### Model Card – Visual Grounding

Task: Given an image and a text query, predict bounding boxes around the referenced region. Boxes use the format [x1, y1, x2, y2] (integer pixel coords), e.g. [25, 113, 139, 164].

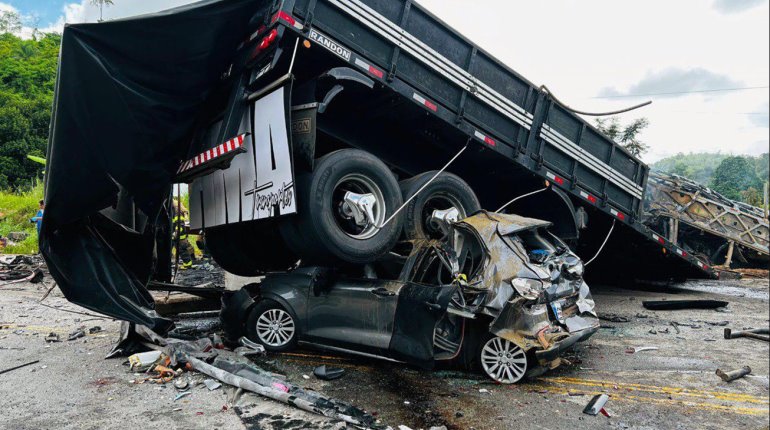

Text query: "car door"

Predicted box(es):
[304, 278, 403, 355]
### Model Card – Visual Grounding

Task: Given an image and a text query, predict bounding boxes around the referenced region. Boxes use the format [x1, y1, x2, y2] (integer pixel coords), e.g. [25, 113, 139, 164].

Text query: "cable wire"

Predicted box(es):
[540, 85, 652, 117]
[585, 220, 616, 267]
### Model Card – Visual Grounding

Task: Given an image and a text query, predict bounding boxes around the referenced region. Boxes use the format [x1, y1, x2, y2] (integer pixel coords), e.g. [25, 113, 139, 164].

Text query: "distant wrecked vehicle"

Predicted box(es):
[223, 211, 599, 384]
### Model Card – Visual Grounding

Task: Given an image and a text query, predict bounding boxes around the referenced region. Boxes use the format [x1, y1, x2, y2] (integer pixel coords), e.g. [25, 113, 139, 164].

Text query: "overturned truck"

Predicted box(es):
[645, 172, 769, 269]
[43, 0, 716, 380]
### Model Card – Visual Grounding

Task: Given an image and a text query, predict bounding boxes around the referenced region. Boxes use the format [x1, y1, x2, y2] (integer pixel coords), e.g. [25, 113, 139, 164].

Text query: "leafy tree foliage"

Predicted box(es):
[0, 32, 60, 190]
[0, 11, 22, 34]
[653, 153, 731, 185]
[710, 156, 763, 202]
[595, 117, 650, 157]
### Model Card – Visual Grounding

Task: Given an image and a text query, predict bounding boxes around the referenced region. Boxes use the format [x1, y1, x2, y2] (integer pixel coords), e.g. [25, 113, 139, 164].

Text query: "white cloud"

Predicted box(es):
[713, 0, 768, 13]
[599, 68, 744, 99]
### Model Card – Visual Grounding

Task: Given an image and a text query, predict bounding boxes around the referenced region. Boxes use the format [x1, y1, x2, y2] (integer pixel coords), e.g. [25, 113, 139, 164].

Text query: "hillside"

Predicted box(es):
[653, 152, 769, 206]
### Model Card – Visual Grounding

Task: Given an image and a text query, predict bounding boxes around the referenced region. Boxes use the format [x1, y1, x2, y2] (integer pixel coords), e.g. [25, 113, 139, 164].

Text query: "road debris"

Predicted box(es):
[314, 365, 346, 381]
[716, 366, 752, 382]
[45, 332, 60, 343]
[599, 313, 631, 323]
[67, 327, 86, 341]
[724, 328, 770, 342]
[642, 300, 729, 311]
[174, 391, 192, 402]
[203, 379, 222, 391]
[626, 346, 659, 354]
[0, 360, 40, 375]
[128, 350, 164, 371]
[583, 394, 610, 416]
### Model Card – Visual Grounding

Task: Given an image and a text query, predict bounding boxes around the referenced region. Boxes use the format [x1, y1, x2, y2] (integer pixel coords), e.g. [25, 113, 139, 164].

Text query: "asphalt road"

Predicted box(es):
[1, 275, 768, 430]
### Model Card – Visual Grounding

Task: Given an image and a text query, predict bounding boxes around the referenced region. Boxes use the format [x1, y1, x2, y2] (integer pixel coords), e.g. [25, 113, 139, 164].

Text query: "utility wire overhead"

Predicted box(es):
[595, 86, 770, 99]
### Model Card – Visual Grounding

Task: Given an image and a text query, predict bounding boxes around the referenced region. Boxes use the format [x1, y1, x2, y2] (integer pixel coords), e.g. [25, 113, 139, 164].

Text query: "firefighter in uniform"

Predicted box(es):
[172, 199, 195, 270]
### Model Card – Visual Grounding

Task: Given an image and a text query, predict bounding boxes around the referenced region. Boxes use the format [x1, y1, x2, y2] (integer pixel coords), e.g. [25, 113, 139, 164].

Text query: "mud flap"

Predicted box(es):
[388, 284, 457, 369]
[191, 85, 297, 230]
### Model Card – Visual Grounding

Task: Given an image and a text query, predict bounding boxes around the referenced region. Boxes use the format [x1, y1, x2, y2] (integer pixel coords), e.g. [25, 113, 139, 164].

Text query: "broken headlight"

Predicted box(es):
[511, 278, 546, 301]
[562, 254, 584, 280]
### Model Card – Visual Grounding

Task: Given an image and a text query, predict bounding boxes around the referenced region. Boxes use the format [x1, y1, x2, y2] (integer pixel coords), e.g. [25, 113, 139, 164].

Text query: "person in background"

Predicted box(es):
[30, 200, 44, 235]
[172, 199, 195, 270]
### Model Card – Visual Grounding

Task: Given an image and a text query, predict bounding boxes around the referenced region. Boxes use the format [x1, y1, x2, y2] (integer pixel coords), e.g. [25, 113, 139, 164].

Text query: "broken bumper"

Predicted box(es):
[535, 325, 599, 362]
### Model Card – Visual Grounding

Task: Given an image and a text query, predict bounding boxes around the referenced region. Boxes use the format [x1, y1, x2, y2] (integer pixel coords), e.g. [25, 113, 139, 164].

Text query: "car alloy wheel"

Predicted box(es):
[480, 336, 527, 384]
[255, 308, 296, 348]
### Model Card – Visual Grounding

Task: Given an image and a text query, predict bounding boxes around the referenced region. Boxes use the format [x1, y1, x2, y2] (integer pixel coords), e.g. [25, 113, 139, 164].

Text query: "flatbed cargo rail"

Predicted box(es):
[274, 0, 717, 279]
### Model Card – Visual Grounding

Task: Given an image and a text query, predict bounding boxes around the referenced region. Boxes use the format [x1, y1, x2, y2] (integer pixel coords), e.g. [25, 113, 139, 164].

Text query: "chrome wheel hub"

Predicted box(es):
[481, 337, 527, 384]
[256, 309, 295, 347]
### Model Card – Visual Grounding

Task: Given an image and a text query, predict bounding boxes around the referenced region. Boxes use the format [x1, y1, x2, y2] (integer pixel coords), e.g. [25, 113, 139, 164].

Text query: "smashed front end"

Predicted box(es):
[435, 211, 600, 372]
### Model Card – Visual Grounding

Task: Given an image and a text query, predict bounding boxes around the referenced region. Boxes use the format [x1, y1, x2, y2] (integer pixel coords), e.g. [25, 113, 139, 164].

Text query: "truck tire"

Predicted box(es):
[281, 149, 404, 265]
[400, 171, 481, 240]
[206, 222, 298, 276]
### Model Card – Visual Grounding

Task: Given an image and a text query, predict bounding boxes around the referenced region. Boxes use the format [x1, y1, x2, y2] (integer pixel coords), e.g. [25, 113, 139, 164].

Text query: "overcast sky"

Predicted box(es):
[2, 0, 768, 163]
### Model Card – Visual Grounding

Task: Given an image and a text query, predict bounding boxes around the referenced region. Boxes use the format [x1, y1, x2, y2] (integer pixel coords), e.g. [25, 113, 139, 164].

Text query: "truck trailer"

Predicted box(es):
[42, 0, 717, 334]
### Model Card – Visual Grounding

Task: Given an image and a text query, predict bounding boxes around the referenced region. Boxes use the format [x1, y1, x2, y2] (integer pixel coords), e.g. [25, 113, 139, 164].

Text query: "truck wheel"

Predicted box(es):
[281, 149, 403, 265]
[400, 171, 480, 240]
[478, 334, 528, 384]
[246, 299, 298, 353]
[206, 222, 298, 276]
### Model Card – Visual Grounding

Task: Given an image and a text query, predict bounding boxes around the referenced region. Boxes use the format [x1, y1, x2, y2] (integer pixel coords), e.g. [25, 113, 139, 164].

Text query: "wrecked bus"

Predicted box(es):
[42, 0, 713, 376]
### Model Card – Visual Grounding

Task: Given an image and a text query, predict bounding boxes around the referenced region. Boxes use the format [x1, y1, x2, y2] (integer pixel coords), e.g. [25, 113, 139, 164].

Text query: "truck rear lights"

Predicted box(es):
[272, 11, 303, 30]
[252, 29, 279, 59]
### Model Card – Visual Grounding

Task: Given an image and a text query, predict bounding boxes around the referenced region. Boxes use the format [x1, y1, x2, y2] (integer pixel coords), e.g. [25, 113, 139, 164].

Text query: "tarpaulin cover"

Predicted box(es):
[41, 0, 275, 332]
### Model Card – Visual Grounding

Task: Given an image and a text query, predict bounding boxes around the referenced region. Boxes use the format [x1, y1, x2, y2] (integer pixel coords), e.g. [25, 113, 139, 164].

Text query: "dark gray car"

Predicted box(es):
[227, 211, 600, 384]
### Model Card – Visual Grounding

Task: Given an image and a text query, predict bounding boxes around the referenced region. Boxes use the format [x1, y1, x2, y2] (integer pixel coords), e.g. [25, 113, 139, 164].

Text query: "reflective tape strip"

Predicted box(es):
[327, 0, 533, 129]
[413, 93, 437, 111]
[676, 248, 688, 257]
[474, 130, 496, 147]
[610, 208, 626, 221]
[354, 57, 384, 79]
[652, 234, 665, 244]
[545, 171, 565, 186]
[178, 134, 247, 174]
[579, 191, 597, 204]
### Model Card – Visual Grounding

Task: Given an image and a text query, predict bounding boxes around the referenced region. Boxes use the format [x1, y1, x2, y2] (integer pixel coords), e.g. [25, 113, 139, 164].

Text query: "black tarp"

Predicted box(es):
[41, 0, 275, 332]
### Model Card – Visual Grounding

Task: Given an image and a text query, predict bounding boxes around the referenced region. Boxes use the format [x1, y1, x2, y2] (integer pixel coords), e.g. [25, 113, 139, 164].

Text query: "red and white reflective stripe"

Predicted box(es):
[413, 93, 438, 112]
[354, 58, 384, 79]
[579, 191, 597, 204]
[272, 11, 303, 30]
[474, 130, 496, 147]
[610, 208, 626, 221]
[545, 171, 565, 186]
[676, 248, 688, 257]
[698, 261, 710, 270]
[652, 233, 665, 245]
[178, 134, 247, 174]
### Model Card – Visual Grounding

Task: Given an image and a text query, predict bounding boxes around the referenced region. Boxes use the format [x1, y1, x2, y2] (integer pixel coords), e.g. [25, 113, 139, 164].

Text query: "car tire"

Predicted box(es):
[245, 299, 298, 353]
[477, 333, 528, 384]
[399, 171, 480, 240]
[280, 149, 404, 265]
[205, 222, 298, 277]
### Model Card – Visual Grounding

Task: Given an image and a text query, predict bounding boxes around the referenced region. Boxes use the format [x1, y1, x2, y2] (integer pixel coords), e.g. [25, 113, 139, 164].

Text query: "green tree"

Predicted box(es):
[0, 10, 22, 34]
[90, 0, 115, 22]
[710, 156, 762, 201]
[0, 32, 61, 190]
[595, 117, 650, 157]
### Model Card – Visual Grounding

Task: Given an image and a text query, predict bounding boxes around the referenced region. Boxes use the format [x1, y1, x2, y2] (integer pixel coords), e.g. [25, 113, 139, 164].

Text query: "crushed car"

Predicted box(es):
[222, 211, 600, 384]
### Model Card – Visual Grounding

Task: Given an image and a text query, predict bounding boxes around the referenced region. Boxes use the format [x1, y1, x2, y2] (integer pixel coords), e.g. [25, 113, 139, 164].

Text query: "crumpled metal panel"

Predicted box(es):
[646, 172, 769, 256]
[452, 211, 599, 362]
